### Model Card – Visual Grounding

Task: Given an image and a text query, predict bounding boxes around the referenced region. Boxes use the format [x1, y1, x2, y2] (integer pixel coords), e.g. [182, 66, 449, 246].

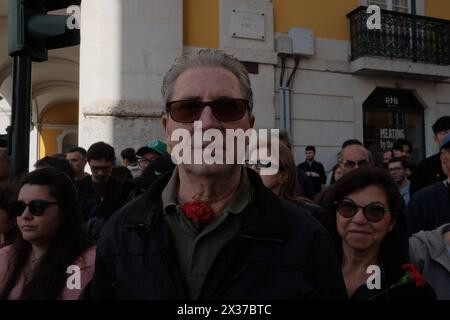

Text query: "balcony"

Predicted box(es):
[347, 6, 450, 80]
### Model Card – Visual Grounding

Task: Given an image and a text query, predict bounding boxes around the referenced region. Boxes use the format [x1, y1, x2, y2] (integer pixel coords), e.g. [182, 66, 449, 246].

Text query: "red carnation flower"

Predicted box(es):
[401, 263, 427, 288]
[369, 263, 428, 300]
[181, 201, 215, 224]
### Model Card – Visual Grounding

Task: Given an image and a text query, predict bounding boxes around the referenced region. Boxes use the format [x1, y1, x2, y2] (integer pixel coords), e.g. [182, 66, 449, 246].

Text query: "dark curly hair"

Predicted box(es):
[319, 166, 408, 286]
[0, 167, 94, 299]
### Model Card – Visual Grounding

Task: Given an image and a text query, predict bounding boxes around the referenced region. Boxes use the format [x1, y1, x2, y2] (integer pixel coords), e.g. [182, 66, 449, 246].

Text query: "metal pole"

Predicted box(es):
[284, 87, 291, 136]
[411, 0, 417, 62]
[278, 87, 287, 130]
[11, 54, 32, 180]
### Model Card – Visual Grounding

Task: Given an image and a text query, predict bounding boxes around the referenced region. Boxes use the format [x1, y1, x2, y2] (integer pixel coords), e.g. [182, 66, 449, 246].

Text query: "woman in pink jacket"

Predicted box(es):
[0, 167, 95, 299]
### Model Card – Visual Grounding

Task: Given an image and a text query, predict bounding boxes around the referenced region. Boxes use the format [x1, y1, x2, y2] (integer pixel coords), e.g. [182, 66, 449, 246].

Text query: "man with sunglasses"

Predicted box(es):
[85, 49, 347, 300]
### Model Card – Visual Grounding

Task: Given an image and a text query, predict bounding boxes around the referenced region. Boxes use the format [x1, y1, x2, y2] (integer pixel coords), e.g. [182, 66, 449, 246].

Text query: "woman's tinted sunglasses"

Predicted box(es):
[9, 200, 59, 217]
[334, 200, 389, 223]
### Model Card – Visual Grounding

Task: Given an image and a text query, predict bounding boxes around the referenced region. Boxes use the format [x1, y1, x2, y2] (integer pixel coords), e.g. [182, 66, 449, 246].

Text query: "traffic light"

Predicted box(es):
[7, 0, 82, 179]
[8, 0, 81, 62]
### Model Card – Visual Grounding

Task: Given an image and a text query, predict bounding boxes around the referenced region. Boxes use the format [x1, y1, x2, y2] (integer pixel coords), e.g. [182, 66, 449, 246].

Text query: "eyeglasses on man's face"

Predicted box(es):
[137, 156, 156, 166]
[334, 199, 389, 223]
[166, 98, 250, 123]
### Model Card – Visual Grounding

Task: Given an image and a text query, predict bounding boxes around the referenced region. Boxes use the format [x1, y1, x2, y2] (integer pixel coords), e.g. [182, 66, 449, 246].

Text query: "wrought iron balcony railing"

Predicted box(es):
[347, 6, 450, 65]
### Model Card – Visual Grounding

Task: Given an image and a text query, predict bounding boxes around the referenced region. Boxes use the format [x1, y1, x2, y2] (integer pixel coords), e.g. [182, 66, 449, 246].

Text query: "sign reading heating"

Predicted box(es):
[379, 128, 405, 150]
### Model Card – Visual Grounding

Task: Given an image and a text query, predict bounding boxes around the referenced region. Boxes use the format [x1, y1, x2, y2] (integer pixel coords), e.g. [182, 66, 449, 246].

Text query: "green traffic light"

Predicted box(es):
[8, 0, 81, 62]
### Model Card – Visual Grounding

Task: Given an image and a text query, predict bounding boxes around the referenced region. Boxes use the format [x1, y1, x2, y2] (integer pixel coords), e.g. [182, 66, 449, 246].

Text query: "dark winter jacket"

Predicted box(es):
[406, 181, 450, 236]
[297, 161, 326, 196]
[84, 168, 347, 300]
[410, 153, 446, 195]
[77, 175, 128, 221]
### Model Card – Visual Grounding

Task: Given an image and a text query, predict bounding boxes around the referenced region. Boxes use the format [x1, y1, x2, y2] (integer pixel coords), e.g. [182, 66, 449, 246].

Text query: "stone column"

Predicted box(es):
[79, 0, 183, 159]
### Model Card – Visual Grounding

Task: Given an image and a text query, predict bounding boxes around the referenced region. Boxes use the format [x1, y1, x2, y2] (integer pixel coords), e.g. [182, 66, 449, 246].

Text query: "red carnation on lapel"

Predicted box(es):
[181, 201, 215, 224]
[401, 263, 427, 288]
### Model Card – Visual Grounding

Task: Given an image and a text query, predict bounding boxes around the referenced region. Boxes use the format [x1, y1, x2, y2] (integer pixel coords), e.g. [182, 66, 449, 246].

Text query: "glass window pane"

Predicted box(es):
[368, 0, 388, 9]
[393, 0, 409, 12]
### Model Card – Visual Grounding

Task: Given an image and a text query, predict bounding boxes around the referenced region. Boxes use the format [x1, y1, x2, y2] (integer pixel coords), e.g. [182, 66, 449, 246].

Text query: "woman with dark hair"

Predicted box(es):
[319, 166, 435, 299]
[0, 167, 95, 299]
[0, 184, 19, 248]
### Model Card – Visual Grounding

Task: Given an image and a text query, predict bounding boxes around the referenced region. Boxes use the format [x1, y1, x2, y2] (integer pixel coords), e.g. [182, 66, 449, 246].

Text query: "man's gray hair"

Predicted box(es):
[161, 49, 253, 111]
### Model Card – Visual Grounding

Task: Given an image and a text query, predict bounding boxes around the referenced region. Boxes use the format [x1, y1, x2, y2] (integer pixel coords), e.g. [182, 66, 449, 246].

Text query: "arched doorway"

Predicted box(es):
[38, 102, 79, 158]
[363, 88, 425, 164]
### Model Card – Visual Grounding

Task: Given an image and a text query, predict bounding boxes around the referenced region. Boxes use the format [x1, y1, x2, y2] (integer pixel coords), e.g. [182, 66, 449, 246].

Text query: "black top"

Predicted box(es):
[410, 153, 446, 195]
[77, 175, 128, 221]
[297, 161, 326, 196]
[406, 181, 450, 236]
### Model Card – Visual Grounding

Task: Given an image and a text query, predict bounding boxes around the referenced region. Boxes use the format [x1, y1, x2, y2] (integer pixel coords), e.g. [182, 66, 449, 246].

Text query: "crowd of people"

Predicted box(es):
[0, 49, 449, 300]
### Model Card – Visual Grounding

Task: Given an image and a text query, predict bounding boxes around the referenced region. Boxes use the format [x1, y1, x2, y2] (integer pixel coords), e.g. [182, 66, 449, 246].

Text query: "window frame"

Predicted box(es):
[367, 0, 412, 13]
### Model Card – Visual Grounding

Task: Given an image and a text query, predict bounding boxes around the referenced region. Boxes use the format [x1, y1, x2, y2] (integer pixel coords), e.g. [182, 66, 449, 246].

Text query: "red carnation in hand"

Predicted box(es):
[369, 262, 428, 300]
[401, 263, 427, 288]
[181, 201, 215, 224]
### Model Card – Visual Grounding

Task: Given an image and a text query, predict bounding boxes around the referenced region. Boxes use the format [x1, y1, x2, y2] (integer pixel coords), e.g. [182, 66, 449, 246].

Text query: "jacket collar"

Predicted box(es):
[123, 167, 289, 242]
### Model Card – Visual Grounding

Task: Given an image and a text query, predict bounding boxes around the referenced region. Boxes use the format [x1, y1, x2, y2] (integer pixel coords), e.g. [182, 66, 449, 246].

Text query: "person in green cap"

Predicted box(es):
[136, 140, 168, 173]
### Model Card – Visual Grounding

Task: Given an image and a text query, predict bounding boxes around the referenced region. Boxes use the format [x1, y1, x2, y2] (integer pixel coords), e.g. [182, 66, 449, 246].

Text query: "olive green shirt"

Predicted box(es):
[161, 167, 251, 299]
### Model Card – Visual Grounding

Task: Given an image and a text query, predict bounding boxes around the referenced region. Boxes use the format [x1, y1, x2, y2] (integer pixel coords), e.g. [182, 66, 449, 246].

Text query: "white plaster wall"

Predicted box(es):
[29, 126, 38, 170]
[277, 59, 356, 170]
[250, 64, 276, 129]
[79, 0, 183, 159]
[0, 97, 9, 133]
[278, 35, 450, 170]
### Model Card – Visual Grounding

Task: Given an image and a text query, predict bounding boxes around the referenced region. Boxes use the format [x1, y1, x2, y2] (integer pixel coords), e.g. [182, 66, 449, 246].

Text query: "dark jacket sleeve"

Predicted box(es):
[409, 160, 427, 195]
[305, 228, 348, 299]
[318, 163, 327, 185]
[82, 249, 116, 299]
[410, 154, 444, 195]
[298, 170, 315, 200]
[406, 192, 426, 236]
[82, 212, 122, 299]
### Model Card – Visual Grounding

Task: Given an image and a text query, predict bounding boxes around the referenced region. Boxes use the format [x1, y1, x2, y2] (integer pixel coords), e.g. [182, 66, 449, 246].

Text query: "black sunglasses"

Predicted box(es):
[9, 200, 59, 217]
[166, 98, 250, 123]
[334, 200, 389, 223]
